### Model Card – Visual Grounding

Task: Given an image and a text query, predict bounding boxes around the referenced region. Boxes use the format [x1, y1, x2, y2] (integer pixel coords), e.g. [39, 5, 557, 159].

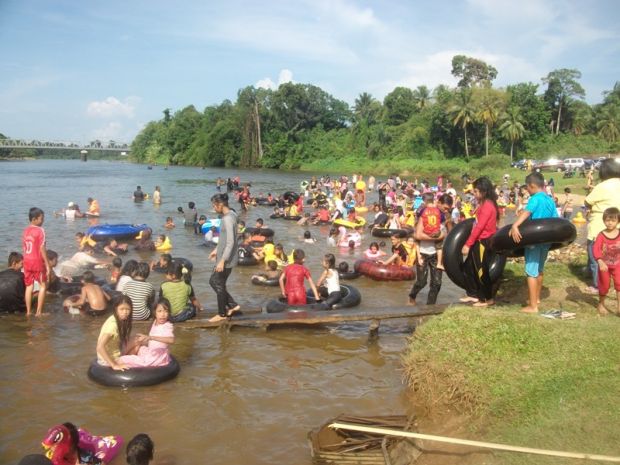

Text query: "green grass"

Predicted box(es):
[403, 262, 620, 464]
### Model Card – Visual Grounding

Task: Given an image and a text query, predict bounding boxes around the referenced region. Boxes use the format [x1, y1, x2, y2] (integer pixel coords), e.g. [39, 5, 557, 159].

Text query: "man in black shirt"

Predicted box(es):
[0, 252, 26, 313]
[133, 185, 145, 201]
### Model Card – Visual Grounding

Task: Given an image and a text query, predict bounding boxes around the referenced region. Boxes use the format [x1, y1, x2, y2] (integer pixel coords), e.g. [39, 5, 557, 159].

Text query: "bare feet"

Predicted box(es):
[583, 286, 598, 295]
[597, 304, 609, 316]
[521, 306, 538, 314]
[437, 264, 445, 271]
[473, 300, 494, 307]
[226, 305, 241, 317]
[459, 296, 479, 303]
[208, 314, 228, 323]
[407, 297, 416, 306]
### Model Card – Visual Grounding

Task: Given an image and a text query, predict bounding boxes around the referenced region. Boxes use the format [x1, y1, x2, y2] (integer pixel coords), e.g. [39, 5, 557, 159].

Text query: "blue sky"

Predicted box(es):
[1, 0, 618, 144]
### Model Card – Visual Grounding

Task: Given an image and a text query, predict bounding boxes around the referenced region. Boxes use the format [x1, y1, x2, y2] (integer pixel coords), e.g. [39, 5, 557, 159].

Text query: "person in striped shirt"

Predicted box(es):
[122, 262, 155, 320]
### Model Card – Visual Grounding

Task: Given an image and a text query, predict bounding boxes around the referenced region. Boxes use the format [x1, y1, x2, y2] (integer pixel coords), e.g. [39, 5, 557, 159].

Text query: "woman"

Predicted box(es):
[460, 176, 500, 307]
[584, 158, 620, 293]
[208, 193, 240, 322]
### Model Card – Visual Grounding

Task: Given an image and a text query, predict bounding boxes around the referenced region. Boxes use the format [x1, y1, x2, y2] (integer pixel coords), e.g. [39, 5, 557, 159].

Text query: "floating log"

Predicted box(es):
[180, 305, 446, 333]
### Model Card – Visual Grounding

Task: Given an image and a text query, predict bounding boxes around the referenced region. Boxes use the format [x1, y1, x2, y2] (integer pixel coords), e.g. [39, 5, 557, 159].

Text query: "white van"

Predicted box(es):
[563, 158, 585, 170]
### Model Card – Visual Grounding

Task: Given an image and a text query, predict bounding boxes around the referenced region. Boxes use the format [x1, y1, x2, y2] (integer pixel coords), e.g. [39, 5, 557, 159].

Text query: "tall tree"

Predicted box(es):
[499, 106, 525, 162]
[451, 55, 498, 88]
[450, 89, 476, 159]
[383, 87, 415, 125]
[474, 88, 506, 156]
[596, 105, 620, 143]
[542, 68, 585, 135]
[413, 85, 432, 110]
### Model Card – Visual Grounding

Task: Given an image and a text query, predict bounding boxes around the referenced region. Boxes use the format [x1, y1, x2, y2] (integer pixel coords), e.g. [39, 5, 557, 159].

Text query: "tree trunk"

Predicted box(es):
[556, 101, 562, 135]
[485, 123, 489, 156]
[254, 100, 263, 162]
[510, 140, 514, 163]
[464, 125, 469, 160]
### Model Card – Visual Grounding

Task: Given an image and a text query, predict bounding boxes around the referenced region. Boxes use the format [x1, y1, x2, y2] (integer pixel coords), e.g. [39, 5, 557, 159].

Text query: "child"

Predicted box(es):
[303, 230, 316, 244]
[279, 249, 320, 305]
[316, 253, 341, 308]
[364, 242, 386, 260]
[164, 216, 175, 229]
[204, 226, 219, 245]
[151, 253, 172, 273]
[0, 252, 26, 313]
[122, 262, 155, 320]
[593, 207, 620, 315]
[509, 172, 559, 313]
[75, 232, 97, 251]
[22, 207, 51, 316]
[119, 298, 174, 367]
[159, 262, 202, 322]
[183, 201, 198, 228]
[381, 235, 408, 266]
[561, 187, 574, 219]
[459, 176, 499, 307]
[110, 257, 123, 285]
[252, 260, 281, 283]
[63, 270, 110, 315]
[96, 295, 134, 370]
[418, 192, 444, 269]
[327, 228, 339, 247]
[116, 260, 138, 292]
[155, 234, 172, 251]
[126, 434, 154, 465]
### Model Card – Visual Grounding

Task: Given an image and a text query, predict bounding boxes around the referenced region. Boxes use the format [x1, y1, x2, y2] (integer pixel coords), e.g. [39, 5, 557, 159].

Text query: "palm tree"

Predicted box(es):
[354, 92, 376, 123]
[499, 106, 525, 162]
[476, 90, 503, 156]
[596, 105, 620, 143]
[450, 89, 476, 159]
[413, 85, 431, 110]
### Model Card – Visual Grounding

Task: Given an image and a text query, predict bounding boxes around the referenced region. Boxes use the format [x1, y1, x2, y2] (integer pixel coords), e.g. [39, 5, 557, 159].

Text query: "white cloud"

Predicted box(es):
[91, 121, 123, 141]
[86, 96, 139, 118]
[256, 69, 294, 90]
[311, 0, 379, 28]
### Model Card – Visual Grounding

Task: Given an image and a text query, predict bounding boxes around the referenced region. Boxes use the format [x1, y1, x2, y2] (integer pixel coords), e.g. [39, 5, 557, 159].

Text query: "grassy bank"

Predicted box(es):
[403, 257, 620, 464]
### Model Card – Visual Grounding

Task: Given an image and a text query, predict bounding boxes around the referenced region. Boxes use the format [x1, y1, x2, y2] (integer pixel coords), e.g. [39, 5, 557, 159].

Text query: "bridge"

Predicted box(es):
[0, 138, 131, 152]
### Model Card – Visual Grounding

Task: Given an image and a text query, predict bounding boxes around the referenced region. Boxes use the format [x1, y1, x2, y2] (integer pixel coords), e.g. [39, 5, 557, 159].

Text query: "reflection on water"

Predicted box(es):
[0, 160, 586, 464]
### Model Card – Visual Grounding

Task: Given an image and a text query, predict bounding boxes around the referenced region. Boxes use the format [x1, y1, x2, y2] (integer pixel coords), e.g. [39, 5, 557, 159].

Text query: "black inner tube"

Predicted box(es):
[490, 218, 577, 257]
[87, 356, 180, 387]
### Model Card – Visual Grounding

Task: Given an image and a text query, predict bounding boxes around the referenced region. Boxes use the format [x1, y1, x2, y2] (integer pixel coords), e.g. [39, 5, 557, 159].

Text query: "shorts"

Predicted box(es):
[287, 288, 307, 305]
[24, 269, 47, 287]
[435, 239, 444, 251]
[524, 244, 550, 278]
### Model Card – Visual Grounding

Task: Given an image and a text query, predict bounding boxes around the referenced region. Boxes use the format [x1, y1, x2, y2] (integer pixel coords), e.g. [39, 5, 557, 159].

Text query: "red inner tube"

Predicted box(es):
[354, 259, 415, 281]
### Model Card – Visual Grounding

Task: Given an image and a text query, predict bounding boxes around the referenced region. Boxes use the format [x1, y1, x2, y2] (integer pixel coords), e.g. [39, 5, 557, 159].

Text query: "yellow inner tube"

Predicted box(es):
[334, 217, 367, 229]
[156, 237, 172, 251]
[354, 206, 368, 213]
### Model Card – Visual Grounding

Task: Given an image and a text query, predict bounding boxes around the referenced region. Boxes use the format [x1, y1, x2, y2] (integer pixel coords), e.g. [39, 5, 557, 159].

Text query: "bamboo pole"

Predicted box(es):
[329, 422, 620, 463]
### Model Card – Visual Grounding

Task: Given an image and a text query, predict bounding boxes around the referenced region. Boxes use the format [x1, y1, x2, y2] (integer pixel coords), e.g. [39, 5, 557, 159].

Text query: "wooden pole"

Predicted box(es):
[329, 422, 620, 463]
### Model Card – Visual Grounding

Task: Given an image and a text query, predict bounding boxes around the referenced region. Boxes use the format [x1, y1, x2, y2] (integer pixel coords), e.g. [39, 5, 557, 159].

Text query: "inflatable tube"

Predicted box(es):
[238, 254, 259, 266]
[338, 270, 360, 280]
[283, 191, 300, 202]
[283, 215, 302, 221]
[256, 199, 277, 207]
[269, 213, 282, 220]
[87, 224, 149, 241]
[489, 218, 577, 258]
[262, 284, 361, 313]
[173, 257, 193, 272]
[200, 218, 222, 233]
[333, 218, 366, 229]
[87, 356, 180, 387]
[443, 218, 506, 290]
[371, 228, 409, 238]
[155, 237, 172, 251]
[354, 259, 415, 281]
[244, 227, 275, 238]
[43, 426, 123, 465]
[354, 206, 369, 213]
[251, 275, 280, 287]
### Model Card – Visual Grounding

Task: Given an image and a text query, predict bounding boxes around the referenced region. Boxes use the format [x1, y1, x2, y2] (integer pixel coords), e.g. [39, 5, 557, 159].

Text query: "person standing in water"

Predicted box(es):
[208, 193, 240, 322]
[22, 207, 51, 316]
[153, 186, 161, 205]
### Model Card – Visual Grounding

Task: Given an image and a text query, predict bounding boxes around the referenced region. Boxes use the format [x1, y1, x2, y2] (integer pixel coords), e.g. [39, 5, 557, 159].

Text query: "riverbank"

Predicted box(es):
[402, 254, 620, 465]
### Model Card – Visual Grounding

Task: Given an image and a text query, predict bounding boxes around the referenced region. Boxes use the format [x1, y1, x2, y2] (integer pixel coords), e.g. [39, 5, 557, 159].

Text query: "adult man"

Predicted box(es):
[0, 252, 26, 313]
[133, 186, 145, 201]
[208, 193, 240, 322]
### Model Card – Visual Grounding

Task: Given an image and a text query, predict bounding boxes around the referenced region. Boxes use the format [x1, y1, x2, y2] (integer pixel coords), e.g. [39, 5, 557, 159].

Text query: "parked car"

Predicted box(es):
[511, 159, 528, 170]
[593, 156, 609, 170]
[534, 159, 565, 172]
[563, 158, 585, 171]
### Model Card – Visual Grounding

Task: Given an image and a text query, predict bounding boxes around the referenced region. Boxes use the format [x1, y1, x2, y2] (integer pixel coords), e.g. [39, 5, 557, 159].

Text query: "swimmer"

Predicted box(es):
[364, 241, 387, 260]
[63, 270, 110, 314]
[164, 217, 175, 229]
[302, 230, 316, 244]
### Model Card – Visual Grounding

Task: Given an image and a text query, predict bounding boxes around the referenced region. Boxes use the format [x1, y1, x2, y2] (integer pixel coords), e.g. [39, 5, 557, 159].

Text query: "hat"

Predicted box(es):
[68, 202, 75, 207]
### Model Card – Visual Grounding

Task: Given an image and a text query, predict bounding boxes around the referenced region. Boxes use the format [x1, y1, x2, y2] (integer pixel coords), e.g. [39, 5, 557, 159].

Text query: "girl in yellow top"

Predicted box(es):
[96, 295, 135, 370]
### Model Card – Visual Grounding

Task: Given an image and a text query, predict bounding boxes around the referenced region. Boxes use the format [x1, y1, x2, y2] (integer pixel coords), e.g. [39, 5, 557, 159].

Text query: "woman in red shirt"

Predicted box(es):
[461, 177, 499, 307]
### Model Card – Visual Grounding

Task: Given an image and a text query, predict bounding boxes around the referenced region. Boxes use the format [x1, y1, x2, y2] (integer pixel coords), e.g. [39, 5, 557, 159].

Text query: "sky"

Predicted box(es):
[0, 0, 618, 144]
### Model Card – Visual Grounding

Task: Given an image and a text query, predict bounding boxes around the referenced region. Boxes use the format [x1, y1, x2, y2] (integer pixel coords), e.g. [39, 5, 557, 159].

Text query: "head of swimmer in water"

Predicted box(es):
[28, 207, 44, 225]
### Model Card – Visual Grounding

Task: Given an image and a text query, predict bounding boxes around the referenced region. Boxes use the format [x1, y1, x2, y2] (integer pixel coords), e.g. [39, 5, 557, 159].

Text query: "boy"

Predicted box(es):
[593, 207, 620, 315]
[561, 187, 574, 219]
[417, 193, 444, 269]
[509, 172, 558, 313]
[184, 201, 197, 228]
[381, 235, 408, 266]
[0, 252, 26, 313]
[63, 270, 110, 315]
[22, 207, 51, 316]
[279, 249, 320, 305]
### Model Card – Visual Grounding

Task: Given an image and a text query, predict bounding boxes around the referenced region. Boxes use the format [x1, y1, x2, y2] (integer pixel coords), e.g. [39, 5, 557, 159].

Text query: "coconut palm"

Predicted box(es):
[476, 89, 505, 156]
[450, 89, 476, 159]
[499, 106, 525, 162]
[413, 85, 432, 110]
[596, 105, 620, 143]
[354, 92, 376, 122]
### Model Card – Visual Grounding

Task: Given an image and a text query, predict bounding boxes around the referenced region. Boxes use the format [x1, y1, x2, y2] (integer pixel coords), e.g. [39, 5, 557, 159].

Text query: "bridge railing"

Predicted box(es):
[0, 139, 131, 151]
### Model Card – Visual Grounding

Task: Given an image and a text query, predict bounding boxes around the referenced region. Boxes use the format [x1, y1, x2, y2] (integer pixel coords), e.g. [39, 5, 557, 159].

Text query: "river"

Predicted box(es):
[0, 159, 464, 464]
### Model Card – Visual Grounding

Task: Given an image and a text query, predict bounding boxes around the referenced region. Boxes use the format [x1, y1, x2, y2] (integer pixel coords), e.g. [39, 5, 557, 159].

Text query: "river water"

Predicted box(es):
[0, 159, 463, 464]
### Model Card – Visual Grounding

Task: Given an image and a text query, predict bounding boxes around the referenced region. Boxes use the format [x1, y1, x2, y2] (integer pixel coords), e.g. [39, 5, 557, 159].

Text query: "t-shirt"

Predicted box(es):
[284, 263, 310, 292]
[122, 279, 154, 320]
[593, 231, 620, 267]
[133, 189, 145, 200]
[65, 209, 76, 220]
[22, 224, 45, 272]
[160, 280, 195, 316]
[419, 206, 441, 235]
[0, 269, 26, 312]
[116, 275, 133, 293]
[526, 192, 559, 220]
[585, 178, 620, 240]
[98, 315, 120, 363]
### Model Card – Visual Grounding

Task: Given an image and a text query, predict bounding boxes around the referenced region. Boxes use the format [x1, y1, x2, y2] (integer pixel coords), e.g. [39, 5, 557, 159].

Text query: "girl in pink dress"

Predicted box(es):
[118, 299, 175, 368]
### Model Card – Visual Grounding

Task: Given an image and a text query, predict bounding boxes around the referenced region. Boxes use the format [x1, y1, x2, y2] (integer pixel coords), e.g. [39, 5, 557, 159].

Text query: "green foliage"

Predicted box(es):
[451, 54, 498, 88]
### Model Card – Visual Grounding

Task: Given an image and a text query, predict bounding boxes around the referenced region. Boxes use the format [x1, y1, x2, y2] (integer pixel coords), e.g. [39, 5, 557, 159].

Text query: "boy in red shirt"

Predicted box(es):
[418, 193, 444, 269]
[593, 207, 620, 316]
[279, 249, 320, 305]
[22, 207, 51, 316]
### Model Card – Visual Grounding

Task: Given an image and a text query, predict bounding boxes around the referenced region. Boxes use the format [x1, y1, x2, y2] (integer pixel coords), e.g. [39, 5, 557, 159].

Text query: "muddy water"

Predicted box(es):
[0, 160, 585, 464]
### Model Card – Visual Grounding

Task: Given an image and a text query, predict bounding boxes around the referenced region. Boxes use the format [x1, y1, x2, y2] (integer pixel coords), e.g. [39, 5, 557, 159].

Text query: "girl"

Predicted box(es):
[160, 262, 202, 322]
[115, 260, 138, 293]
[460, 176, 500, 307]
[155, 234, 172, 251]
[593, 207, 620, 315]
[96, 295, 134, 370]
[118, 299, 174, 367]
[164, 217, 175, 229]
[302, 230, 316, 244]
[364, 242, 386, 260]
[121, 262, 155, 321]
[316, 254, 342, 309]
[327, 227, 339, 247]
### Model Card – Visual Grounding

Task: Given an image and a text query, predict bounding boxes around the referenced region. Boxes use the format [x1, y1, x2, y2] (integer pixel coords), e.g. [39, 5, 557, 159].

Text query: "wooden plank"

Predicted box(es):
[180, 305, 447, 330]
